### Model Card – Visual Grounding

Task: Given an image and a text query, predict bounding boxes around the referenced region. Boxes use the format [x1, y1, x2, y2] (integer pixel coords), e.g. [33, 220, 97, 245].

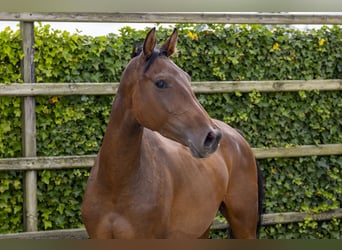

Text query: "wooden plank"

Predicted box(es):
[0, 82, 119, 96]
[0, 12, 342, 24]
[211, 208, 342, 230]
[192, 80, 342, 93]
[0, 144, 341, 171]
[1, 209, 341, 239]
[0, 155, 96, 171]
[0, 228, 88, 239]
[253, 144, 342, 159]
[20, 21, 38, 232]
[260, 208, 342, 226]
[0, 80, 341, 96]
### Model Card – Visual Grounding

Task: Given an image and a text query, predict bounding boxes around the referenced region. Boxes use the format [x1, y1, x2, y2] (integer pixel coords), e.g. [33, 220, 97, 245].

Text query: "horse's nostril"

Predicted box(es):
[204, 131, 216, 148]
[203, 130, 222, 150]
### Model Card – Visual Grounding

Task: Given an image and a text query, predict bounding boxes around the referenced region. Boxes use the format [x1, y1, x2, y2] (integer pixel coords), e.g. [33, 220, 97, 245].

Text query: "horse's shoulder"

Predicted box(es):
[213, 119, 240, 138]
[213, 119, 253, 153]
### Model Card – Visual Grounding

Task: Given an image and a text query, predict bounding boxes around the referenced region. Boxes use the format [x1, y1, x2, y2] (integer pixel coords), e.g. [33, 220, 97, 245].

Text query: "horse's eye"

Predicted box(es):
[155, 80, 168, 89]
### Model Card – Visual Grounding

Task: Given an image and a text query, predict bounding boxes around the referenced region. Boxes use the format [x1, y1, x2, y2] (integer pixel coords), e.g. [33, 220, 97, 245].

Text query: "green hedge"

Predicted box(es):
[0, 23, 341, 238]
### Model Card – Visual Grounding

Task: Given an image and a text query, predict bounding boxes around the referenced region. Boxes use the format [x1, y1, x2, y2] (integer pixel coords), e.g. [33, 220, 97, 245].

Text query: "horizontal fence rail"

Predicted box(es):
[0, 79, 342, 96]
[213, 208, 342, 229]
[0, 12, 341, 239]
[1, 12, 342, 24]
[1, 144, 342, 171]
[1, 208, 341, 239]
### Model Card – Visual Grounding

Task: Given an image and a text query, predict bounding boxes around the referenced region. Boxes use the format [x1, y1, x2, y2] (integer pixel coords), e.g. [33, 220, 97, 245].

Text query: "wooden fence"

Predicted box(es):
[0, 12, 342, 239]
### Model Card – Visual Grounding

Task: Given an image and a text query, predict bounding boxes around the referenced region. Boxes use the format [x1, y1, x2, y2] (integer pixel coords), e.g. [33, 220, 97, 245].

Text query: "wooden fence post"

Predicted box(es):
[20, 21, 38, 232]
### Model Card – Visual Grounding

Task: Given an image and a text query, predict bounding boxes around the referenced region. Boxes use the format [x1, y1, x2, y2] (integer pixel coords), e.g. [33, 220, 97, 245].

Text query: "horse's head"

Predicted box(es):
[120, 28, 222, 158]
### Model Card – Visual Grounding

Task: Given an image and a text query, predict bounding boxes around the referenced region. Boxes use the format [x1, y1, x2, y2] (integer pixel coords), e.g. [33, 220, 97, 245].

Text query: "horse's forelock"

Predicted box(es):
[143, 50, 158, 72]
[131, 43, 168, 73]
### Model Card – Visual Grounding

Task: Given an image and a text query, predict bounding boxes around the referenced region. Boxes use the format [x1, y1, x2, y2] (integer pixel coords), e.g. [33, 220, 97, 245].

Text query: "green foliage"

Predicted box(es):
[0, 27, 24, 233]
[0, 27, 23, 159]
[198, 91, 342, 147]
[0, 23, 341, 238]
[173, 24, 342, 81]
[0, 27, 23, 84]
[0, 171, 23, 233]
[258, 156, 341, 239]
[37, 169, 88, 230]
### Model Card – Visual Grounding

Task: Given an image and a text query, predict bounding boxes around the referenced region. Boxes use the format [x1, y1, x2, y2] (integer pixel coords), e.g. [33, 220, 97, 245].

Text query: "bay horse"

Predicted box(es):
[81, 28, 263, 239]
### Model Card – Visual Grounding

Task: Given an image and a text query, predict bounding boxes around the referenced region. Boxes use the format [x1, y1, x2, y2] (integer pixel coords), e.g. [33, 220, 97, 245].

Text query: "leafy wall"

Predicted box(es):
[0, 23, 341, 238]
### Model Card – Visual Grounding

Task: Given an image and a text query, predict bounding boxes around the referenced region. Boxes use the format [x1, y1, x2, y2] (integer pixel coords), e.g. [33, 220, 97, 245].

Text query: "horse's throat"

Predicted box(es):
[97, 98, 144, 185]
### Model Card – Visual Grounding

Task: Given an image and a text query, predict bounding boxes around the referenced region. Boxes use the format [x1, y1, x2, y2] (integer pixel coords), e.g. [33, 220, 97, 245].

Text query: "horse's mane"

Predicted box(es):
[131, 44, 143, 58]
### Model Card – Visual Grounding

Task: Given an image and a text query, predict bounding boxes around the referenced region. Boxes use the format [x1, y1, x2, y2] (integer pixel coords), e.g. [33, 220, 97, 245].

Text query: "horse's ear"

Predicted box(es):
[161, 28, 178, 57]
[143, 27, 157, 59]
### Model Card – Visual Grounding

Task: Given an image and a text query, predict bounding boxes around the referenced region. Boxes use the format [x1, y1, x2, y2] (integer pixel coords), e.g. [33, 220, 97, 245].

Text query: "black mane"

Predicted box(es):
[131, 44, 167, 72]
[131, 44, 143, 58]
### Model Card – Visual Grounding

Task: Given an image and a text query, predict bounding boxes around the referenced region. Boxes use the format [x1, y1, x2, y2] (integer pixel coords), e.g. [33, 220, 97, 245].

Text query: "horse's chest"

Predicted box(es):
[106, 166, 223, 238]
[103, 143, 228, 238]
[107, 186, 216, 238]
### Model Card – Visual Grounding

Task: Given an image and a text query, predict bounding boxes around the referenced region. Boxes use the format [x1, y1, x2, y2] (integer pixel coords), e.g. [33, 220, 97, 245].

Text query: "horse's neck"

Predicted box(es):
[97, 94, 143, 184]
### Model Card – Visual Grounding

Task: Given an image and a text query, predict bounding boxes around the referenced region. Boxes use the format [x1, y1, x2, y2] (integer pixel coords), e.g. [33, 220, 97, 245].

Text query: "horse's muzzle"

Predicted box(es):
[189, 129, 222, 158]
